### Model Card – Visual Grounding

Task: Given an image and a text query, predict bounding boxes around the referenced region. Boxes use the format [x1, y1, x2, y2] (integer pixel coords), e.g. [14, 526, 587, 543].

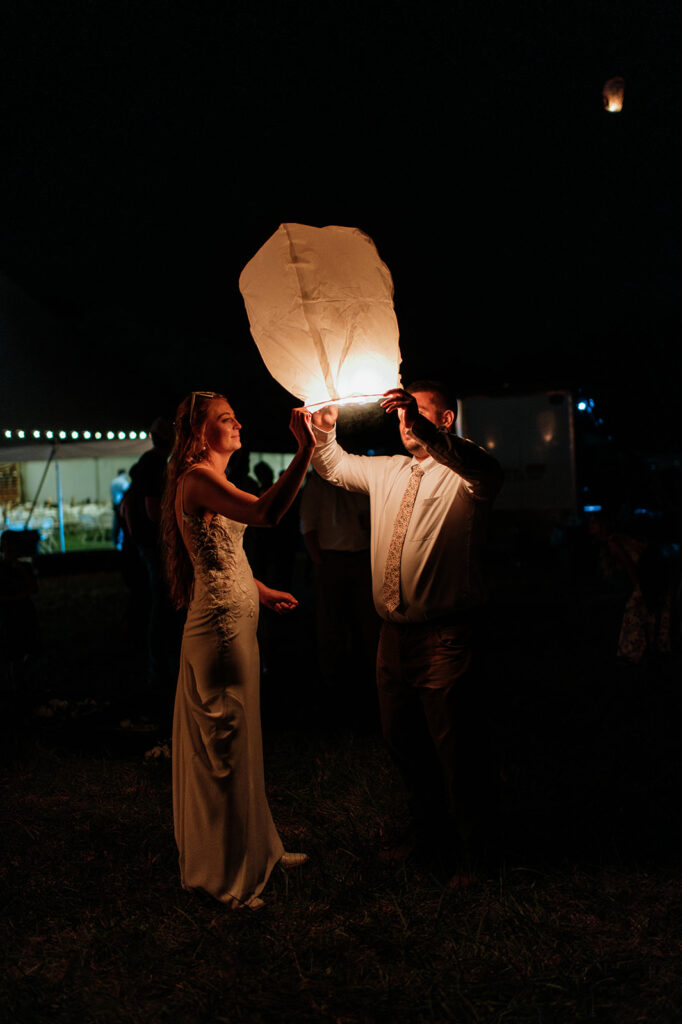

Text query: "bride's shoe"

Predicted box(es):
[279, 852, 309, 869]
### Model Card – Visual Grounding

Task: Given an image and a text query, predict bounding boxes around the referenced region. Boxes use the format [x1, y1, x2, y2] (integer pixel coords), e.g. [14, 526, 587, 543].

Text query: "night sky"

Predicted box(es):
[2, 1, 681, 452]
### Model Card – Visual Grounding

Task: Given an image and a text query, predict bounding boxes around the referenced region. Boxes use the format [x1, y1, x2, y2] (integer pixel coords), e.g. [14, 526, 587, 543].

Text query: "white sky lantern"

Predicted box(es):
[602, 76, 625, 112]
[239, 223, 402, 409]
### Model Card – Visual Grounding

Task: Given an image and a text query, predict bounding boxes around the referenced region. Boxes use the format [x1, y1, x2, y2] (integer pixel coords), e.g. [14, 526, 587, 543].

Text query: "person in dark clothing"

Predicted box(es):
[0, 532, 39, 693]
[589, 512, 676, 664]
[123, 417, 183, 713]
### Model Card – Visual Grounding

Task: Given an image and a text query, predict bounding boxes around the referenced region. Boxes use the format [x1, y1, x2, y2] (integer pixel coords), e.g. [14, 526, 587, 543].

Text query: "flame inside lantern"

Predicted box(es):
[338, 354, 397, 401]
[602, 76, 625, 113]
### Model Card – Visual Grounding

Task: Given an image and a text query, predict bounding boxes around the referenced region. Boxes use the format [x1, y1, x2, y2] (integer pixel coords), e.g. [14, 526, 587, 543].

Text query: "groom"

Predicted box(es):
[311, 382, 503, 873]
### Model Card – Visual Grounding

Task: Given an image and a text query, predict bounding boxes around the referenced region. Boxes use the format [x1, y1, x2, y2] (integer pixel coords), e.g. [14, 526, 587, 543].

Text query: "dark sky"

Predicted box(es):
[2, 1, 681, 450]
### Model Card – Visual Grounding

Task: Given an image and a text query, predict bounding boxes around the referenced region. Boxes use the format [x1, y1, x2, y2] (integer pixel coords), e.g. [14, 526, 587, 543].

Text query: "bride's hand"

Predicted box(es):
[289, 408, 316, 450]
[260, 586, 299, 615]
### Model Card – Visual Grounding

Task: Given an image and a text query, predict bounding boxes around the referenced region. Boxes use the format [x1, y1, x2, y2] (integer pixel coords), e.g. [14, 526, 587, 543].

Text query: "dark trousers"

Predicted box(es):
[376, 614, 494, 848]
[315, 550, 379, 684]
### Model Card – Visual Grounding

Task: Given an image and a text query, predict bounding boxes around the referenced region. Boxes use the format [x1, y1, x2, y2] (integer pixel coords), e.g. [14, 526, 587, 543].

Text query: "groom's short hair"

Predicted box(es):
[405, 379, 458, 420]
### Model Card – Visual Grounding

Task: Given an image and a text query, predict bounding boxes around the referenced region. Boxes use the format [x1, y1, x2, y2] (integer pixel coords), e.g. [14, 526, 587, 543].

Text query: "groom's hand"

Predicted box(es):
[380, 389, 418, 430]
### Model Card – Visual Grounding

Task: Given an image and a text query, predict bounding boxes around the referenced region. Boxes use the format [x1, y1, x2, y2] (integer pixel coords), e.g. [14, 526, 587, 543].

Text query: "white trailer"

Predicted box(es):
[457, 390, 577, 517]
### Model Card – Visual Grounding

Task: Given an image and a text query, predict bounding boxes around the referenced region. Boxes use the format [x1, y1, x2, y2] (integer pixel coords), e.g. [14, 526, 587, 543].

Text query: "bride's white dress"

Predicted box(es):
[172, 496, 284, 908]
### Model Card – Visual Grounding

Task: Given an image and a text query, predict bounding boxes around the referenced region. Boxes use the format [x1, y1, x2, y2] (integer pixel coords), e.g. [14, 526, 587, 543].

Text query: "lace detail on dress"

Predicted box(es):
[185, 513, 256, 650]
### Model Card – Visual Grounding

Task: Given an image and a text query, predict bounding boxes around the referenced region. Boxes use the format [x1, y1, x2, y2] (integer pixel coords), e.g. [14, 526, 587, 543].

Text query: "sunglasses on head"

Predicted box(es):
[189, 391, 220, 420]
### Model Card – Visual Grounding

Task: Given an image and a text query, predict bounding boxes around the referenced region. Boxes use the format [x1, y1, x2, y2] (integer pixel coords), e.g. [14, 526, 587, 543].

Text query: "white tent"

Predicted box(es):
[0, 438, 150, 466]
[1, 438, 151, 553]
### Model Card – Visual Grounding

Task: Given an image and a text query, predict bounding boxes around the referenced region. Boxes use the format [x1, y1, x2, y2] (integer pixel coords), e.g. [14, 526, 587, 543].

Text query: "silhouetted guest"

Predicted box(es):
[273, 467, 304, 592]
[253, 460, 274, 494]
[226, 446, 260, 496]
[249, 460, 278, 586]
[0, 531, 39, 691]
[226, 448, 260, 569]
[118, 463, 150, 652]
[251, 462, 304, 678]
[300, 469, 380, 726]
[124, 417, 183, 709]
[589, 512, 674, 664]
[110, 467, 130, 548]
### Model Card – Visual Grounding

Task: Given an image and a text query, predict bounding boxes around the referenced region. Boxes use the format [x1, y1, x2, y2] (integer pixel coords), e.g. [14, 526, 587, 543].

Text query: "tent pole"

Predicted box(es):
[55, 452, 66, 553]
[24, 443, 57, 530]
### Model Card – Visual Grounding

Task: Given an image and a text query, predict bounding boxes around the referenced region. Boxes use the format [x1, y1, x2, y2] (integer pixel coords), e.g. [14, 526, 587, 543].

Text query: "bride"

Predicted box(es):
[160, 390, 315, 909]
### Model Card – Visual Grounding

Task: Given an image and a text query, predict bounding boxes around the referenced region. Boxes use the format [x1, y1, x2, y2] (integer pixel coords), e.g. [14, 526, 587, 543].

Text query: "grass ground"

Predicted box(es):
[2, 551, 681, 1023]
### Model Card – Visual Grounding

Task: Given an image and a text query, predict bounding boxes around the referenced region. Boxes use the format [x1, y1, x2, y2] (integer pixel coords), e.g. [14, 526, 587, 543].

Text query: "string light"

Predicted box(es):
[1, 426, 148, 442]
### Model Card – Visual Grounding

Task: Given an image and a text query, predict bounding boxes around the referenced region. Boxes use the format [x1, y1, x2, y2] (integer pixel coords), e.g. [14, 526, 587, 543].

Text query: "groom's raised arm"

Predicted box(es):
[310, 405, 374, 495]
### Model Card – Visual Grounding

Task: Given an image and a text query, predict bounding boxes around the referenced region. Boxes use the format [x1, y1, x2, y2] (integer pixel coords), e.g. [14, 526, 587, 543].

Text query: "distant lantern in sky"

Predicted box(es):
[239, 223, 402, 409]
[602, 76, 625, 112]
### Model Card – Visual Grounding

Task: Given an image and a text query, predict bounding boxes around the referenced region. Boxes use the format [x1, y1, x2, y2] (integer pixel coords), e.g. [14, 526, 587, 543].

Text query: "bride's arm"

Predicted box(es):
[183, 409, 315, 527]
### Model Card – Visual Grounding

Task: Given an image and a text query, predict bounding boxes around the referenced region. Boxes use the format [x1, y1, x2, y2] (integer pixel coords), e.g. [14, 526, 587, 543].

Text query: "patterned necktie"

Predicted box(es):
[382, 465, 424, 612]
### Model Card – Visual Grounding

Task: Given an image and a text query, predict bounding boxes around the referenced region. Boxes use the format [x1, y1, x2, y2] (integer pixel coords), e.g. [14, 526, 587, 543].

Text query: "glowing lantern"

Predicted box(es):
[239, 223, 402, 409]
[602, 76, 625, 113]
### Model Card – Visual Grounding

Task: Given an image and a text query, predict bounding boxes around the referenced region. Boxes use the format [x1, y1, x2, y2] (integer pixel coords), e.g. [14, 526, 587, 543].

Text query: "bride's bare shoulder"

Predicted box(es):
[178, 466, 235, 509]
[181, 465, 224, 487]
[175, 466, 214, 507]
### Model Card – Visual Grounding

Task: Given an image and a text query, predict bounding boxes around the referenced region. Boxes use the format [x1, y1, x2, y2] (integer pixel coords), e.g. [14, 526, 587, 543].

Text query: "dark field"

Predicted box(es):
[2, 545, 682, 1024]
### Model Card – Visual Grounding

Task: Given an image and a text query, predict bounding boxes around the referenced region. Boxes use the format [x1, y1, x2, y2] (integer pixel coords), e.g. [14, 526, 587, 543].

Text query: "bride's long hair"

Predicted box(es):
[160, 391, 226, 610]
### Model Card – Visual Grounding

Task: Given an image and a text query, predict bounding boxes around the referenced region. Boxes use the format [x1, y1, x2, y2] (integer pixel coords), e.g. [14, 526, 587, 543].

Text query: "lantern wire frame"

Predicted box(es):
[303, 393, 389, 413]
